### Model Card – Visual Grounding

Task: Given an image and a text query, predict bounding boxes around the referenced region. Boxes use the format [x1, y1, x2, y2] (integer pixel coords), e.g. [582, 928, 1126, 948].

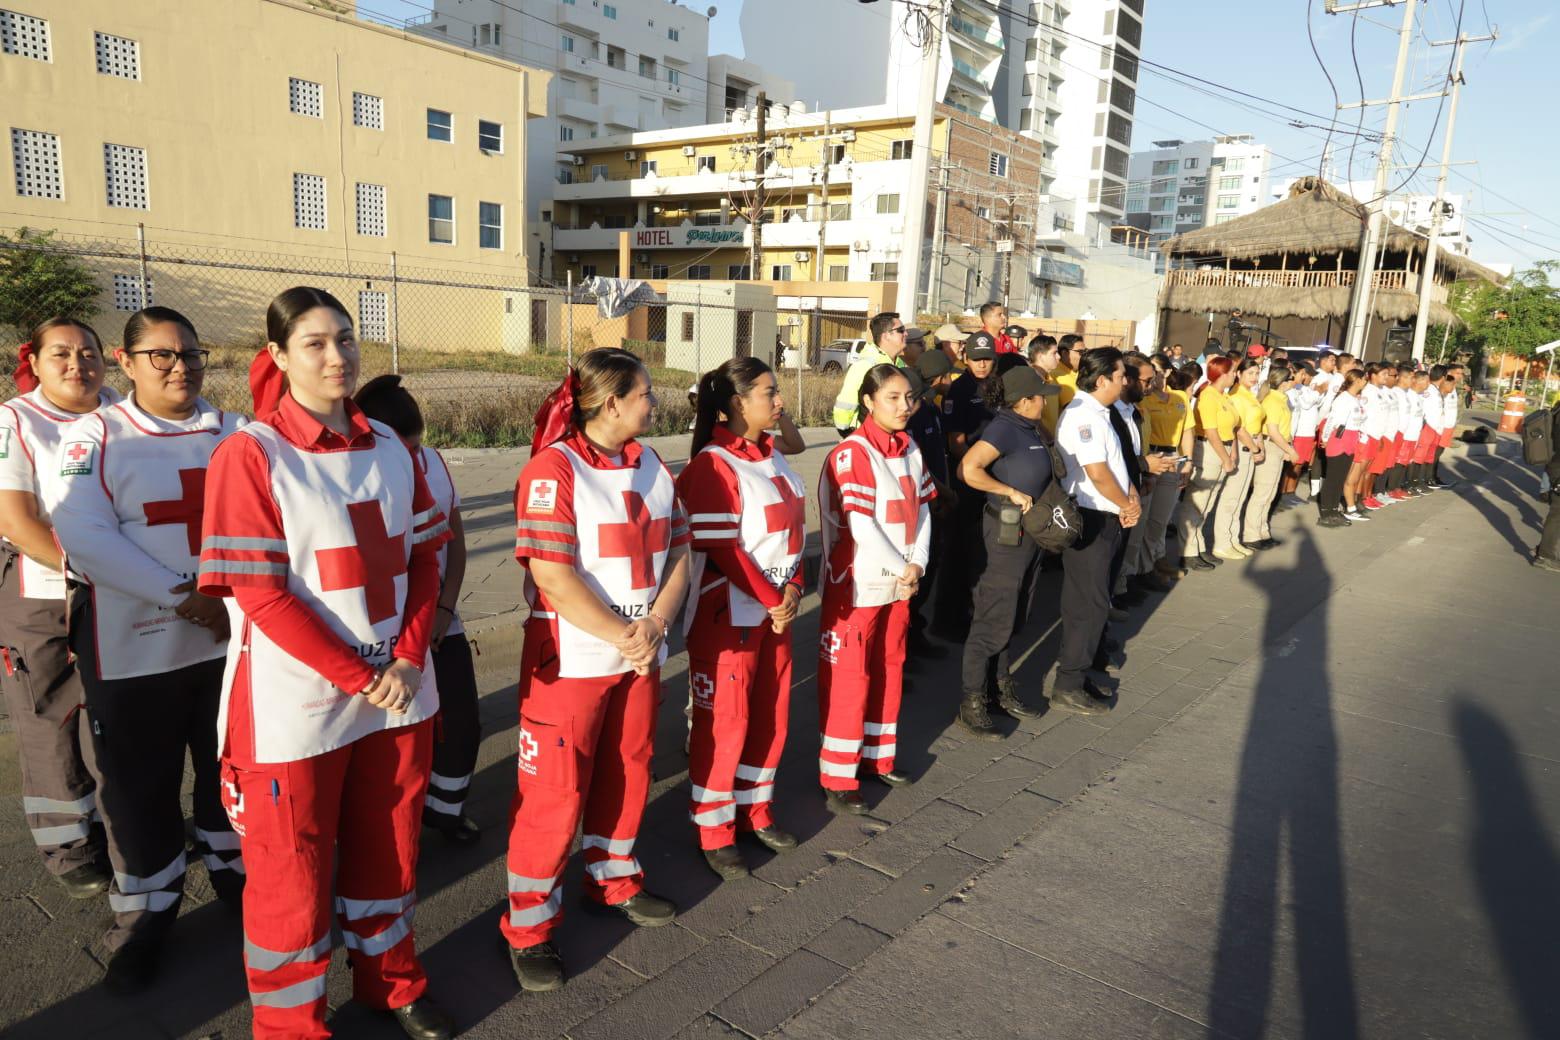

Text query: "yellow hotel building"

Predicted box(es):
[1, 0, 547, 352]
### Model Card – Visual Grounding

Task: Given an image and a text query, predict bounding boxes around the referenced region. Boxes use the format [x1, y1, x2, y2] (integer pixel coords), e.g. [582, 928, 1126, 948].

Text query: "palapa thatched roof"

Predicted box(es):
[1158, 177, 1502, 325]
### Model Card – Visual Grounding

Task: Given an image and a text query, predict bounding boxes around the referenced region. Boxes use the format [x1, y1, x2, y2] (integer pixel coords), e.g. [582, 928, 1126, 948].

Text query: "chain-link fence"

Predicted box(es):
[0, 224, 865, 445]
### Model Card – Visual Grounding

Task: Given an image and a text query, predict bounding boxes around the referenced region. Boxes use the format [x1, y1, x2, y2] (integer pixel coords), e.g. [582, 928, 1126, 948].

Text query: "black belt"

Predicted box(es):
[1149, 443, 1176, 452]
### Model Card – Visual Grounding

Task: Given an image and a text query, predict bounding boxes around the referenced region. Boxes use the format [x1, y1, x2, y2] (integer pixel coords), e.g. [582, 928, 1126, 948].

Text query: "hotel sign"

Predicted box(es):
[633, 225, 746, 249]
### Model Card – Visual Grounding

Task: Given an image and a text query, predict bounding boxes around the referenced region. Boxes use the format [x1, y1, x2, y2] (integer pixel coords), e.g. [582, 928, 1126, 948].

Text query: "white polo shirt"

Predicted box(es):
[1057, 393, 1130, 514]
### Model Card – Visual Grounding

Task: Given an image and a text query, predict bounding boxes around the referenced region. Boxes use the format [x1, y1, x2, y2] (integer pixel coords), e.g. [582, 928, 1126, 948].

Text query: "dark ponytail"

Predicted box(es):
[691, 356, 773, 455]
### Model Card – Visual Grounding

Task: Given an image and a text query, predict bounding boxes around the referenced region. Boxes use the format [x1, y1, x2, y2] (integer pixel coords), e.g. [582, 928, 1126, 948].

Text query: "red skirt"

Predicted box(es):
[1293, 436, 1317, 465]
[1325, 429, 1360, 458]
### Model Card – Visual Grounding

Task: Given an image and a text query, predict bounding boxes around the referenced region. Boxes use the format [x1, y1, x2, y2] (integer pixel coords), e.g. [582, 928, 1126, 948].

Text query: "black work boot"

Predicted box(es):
[508, 941, 565, 992]
[597, 891, 676, 927]
[957, 690, 1002, 740]
[702, 845, 749, 880]
[390, 997, 454, 1040]
[994, 677, 1044, 719]
[56, 860, 112, 900]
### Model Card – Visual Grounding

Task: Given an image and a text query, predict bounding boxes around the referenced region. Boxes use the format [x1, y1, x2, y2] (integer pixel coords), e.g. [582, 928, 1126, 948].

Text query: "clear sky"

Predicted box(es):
[360, 0, 1555, 271]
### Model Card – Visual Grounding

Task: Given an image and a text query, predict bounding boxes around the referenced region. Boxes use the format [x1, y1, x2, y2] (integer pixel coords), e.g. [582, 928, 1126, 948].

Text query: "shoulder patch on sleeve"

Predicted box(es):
[59, 440, 96, 476]
[525, 478, 558, 515]
[835, 449, 853, 475]
[0, 426, 9, 459]
[1078, 424, 1093, 443]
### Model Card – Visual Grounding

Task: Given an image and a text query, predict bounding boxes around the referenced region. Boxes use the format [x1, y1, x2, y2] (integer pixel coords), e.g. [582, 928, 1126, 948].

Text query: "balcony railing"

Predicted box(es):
[1166, 268, 1419, 292]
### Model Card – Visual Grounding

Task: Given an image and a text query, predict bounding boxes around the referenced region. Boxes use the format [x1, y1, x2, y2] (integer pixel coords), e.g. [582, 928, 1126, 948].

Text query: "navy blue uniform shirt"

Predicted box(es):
[977, 407, 1054, 507]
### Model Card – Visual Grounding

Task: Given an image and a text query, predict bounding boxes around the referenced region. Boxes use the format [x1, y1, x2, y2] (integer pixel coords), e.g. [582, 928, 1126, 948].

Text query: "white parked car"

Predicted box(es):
[815, 338, 871, 375]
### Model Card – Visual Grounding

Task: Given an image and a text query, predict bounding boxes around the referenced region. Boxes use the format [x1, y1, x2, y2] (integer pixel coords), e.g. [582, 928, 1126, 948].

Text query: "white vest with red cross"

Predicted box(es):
[524, 441, 677, 678]
[217, 419, 439, 763]
[0, 389, 116, 600]
[684, 444, 806, 630]
[418, 445, 464, 638]
[820, 431, 927, 608]
[75, 400, 244, 679]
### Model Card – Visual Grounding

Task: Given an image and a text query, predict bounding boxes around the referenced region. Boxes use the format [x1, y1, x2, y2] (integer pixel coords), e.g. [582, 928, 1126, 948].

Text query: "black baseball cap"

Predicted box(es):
[965, 330, 998, 360]
[915, 350, 953, 381]
[1003, 324, 1028, 340]
[901, 366, 928, 400]
[1001, 365, 1059, 404]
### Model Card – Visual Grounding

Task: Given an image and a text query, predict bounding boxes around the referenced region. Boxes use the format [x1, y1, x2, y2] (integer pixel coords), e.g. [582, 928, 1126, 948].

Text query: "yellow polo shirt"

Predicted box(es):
[1230, 385, 1264, 437]
[1053, 368, 1078, 408]
[1260, 388, 1293, 441]
[1141, 391, 1189, 449]
[1195, 388, 1238, 441]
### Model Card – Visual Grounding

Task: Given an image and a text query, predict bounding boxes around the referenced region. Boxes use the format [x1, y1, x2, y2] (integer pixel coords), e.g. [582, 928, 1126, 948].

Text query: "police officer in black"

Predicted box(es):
[932, 335, 1000, 639]
[955, 366, 1060, 738]
[904, 353, 957, 656]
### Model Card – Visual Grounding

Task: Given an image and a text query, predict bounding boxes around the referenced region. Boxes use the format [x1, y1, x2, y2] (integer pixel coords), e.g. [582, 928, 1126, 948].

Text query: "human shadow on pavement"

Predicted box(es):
[1206, 527, 1360, 1039]
[1453, 699, 1560, 1039]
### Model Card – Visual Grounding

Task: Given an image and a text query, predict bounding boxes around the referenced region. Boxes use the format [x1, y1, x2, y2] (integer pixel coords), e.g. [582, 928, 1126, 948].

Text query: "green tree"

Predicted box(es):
[0, 227, 101, 340]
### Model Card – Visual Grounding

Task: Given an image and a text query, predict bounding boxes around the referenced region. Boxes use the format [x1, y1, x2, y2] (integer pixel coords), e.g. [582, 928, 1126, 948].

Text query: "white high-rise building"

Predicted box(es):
[408, 0, 793, 235]
[1269, 177, 1473, 256]
[740, 0, 1143, 229]
[1124, 135, 1272, 249]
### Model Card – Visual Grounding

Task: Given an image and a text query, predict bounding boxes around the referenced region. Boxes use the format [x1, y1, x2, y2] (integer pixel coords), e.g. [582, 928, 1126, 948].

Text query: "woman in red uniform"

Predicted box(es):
[355, 375, 483, 846]
[52, 307, 244, 992]
[0, 319, 115, 899]
[505, 348, 690, 991]
[198, 287, 453, 1040]
[678, 357, 805, 880]
[817, 364, 933, 815]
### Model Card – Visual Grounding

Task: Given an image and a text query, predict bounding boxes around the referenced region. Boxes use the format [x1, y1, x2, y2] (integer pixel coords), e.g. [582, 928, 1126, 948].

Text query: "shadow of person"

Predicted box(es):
[1452, 700, 1560, 1038]
[1206, 526, 1360, 1039]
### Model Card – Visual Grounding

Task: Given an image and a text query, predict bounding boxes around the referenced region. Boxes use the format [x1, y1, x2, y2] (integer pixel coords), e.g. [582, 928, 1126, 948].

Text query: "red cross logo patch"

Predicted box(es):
[60, 440, 95, 476]
[315, 501, 408, 625]
[144, 468, 207, 556]
[762, 476, 805, 555]
[598, 491, 670, 591]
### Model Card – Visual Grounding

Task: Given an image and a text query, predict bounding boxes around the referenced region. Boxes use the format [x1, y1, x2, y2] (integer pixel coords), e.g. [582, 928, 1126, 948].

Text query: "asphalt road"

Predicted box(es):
[1, 430, 1555, 1040]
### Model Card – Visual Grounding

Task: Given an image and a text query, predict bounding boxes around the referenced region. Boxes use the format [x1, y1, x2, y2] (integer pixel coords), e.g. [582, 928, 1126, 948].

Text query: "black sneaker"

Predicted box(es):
[390, 998, 454, 1040]
[1047, 686, 1111, 716]
[1183, 555, 1215, 571]
[957, 691, 1003, 740]
[56, 860, 111, 900]
[748, 826, 798, 852]
[1199, 552, 1224, 567]
[702, 845, 749, 880]
[596, 891, 676, 928]
[823, 788, 869, 815]
[1533, 554, 1560, 574]
[994, 678, 1044, 719]
[1316, 511, 1351, 528]
[424, 811, 481, 846]
[508, 941, 565, 992]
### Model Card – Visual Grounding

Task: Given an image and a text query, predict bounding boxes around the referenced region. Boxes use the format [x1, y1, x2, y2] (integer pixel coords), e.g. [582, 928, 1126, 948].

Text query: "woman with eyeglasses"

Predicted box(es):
[0, 318, 118, 905]
[50, 306, 246, 992]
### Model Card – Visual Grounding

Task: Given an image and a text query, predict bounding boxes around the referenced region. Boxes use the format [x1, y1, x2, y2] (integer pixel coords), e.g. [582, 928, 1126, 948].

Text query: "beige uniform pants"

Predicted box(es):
[1244, 448, 1287, 542]
[1176, 439, 1229, 558]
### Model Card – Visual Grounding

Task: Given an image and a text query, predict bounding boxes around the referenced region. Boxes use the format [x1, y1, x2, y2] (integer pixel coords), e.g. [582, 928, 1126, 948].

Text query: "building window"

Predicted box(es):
[479, 201, 503, 249]
[559, 125, 575, 142]
[870, 262, 899, 281]
[355, 182, 386, 237]
[727, 264, 751, 279]
[877, 194, 900, 215]
[1151, 159, 1178, 176]
[0, 9, 50, 61]
[478, 119, 503, 153]
[353, 92, 383, 130]
[640, 159, 658, 177]
[828, 264, 849, 281]
[1217, 176, 1241, 190]
[770, 264, 792, 281]
[427, 108, 452, 142]
[359, 290, 388, 340]
[561, 34, 574, 52]
[10, 128, 61, 199]
[292, 173, 326, 230]
[581, 264, 598, 279]
[1184, 157, 1199, 170]
[668, 27, 679, 41]
[1223, 156, 1245, 172]
[681, 312, 695, 340]
[289, 77, 323, 118]
[428, 193, 454, 243]
[826, 143, 846, 165]
[603, 4, 617, 18]
[989, 152, 1009, 177]
[693, 211, 721, 226]
[667, 68, 680, 86]
[639, 56, 655, 78]
[1217, 194, 1239, 209]
[977, 206, 990, 220]
[94, 31, 139, 79]
[112, 274, 151, 311]
[697, 155, 715, 173]
[687, 264, 711, 279]
[103, 143, 148, 209]
[890, 139, 913, 161]
[651, 263, 669, 279]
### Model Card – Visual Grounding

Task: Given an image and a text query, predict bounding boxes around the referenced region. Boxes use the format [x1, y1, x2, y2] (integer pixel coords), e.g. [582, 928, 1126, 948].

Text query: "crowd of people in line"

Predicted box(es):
[0, 289, 1474, 1040]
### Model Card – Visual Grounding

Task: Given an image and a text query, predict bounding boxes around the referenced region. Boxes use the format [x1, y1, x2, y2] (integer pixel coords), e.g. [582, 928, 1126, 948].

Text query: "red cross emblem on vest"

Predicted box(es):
[763, 476, 805, 555]
[598, 490, 669, 591]
[144, 467, 207, 556]
[883, 475, 919, 544]
[65, 443, 91, 464]
[315, 501, 408, 624]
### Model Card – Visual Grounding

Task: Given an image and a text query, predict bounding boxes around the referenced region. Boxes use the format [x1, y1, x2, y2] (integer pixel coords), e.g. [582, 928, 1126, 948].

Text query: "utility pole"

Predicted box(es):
[894, 0, 948, 321]
[1330, 0, 1424, 359]
[1410, 29, 1497, 361]
[927, 162, 951, 315]
[814, 114, 832, 282]
[751, 90, 767, 280]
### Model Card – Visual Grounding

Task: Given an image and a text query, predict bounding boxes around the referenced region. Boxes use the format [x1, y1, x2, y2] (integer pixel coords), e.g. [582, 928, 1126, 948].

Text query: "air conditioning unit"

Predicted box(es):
[636, 253, 650, 262]
[568, 254, 580, 263]
[852, 239, 869, 252]
[624, 150, 639, 161]
[682, 145, 697, 157]
[572, 154, 585, 166]
[793, 250, 808, 262]
[841, 129, 857, 142]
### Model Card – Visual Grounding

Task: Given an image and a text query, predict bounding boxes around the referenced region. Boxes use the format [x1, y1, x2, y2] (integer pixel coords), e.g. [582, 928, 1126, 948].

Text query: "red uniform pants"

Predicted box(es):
[1396, 428, 1422, 465]
[501, 621, 656, 950]
[1413, 428, 1440, 464]
[686, 620, 792, 850]
[221, 721, 433, 1040]
[816, 592, 908, 791]
[1370, 434, 1402, 476]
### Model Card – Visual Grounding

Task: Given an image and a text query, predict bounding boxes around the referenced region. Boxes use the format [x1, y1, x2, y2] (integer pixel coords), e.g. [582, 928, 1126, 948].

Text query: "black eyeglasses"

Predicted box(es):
[127, 348, 210, 372]
[889, 326, 907, 335]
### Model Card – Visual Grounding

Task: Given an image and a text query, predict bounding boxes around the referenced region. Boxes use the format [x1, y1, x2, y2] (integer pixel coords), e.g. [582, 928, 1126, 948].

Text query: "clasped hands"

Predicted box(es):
[616, 616, 667, 676]
[170, 580, 229, 642]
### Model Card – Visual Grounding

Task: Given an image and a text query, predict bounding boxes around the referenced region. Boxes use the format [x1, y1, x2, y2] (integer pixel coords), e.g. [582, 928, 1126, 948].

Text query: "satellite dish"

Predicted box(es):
[707, 6, 718, 17]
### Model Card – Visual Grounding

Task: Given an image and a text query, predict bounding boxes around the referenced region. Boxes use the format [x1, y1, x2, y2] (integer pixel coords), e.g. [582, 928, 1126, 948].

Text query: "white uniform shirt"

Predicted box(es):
[1399, 385, 1425, 438]
[1443, 388, 1460, 430]
[1057, 394, 1131, 514]
[1287, 384, 1323, 437]
[1324, 392, 1362, 437]
[1420, 387, 1445, 433]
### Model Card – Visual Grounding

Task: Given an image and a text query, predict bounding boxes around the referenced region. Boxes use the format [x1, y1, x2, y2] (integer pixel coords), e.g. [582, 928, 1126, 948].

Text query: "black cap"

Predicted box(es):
[965, 331, 997, 360]
[1001, 365, 1059, 404]
[1003, 324, 1028, 340]
[915, 350, 953, 381]
[901, 366, 928, 400]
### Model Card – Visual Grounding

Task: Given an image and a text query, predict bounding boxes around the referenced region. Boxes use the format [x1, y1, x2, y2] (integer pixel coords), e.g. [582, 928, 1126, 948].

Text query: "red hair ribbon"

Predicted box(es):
[12, 342, 38, 393]
[532, 368, 580, 451]
[248, 347, 287, 418]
